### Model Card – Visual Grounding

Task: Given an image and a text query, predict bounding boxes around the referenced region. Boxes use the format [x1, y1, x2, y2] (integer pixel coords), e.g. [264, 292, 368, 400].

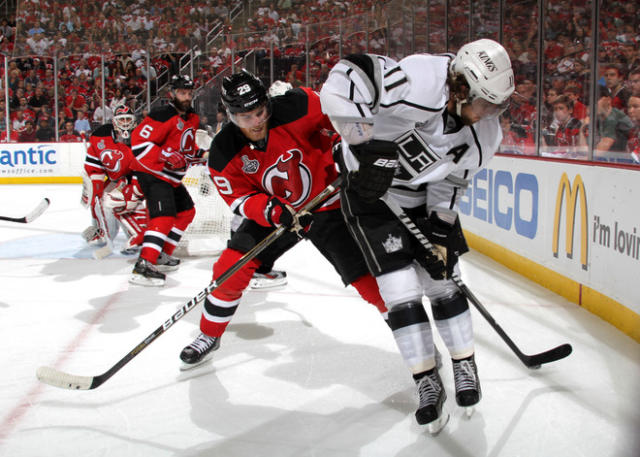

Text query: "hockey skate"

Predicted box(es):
[415, 368, 449, 434]
[129, 258, 166, 286]
[452, 354, 481, 418]
[249, 270, 287, 290]
[179, 333, 220, 370]
[156, 252, 181, 272]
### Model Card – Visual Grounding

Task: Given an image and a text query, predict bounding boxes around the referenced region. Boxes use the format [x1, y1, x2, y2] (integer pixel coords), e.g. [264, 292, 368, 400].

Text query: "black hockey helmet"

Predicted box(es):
[170, 74, 195, 90]
[221, 69, 269, 114]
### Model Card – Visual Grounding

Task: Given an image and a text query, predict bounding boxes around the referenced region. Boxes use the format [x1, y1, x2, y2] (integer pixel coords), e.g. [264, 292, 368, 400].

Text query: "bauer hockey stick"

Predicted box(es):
[380, 194, 572, 369]
[36, 176, 343, 390]
[0, 198, 50, 223]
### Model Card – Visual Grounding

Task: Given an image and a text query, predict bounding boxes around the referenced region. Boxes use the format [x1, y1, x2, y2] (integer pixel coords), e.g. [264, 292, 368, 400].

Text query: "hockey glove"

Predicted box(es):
[348, 139, 399, 203]
[416, 244, 447, 281]
[160, 148, 187, 171]
[416, 210, 469, 278]
[266, 197, 313, 233]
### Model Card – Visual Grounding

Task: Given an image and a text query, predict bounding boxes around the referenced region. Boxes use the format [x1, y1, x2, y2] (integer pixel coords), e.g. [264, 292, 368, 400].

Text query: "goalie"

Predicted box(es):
[81, 104, 149, 255]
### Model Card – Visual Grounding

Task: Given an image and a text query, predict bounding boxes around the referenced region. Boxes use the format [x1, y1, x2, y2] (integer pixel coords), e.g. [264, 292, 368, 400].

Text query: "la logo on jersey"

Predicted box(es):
[262, 149, 311, 207]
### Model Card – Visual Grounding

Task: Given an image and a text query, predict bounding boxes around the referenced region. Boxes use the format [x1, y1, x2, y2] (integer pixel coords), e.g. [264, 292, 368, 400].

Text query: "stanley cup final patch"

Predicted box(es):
[241, 155, 259, 174]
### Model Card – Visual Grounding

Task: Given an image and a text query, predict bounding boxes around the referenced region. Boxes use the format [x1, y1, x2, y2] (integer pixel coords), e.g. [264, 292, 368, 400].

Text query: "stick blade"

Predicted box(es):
[526, 343, 573, 369]
[25, 198, 50, 223]
[36, 366, 95, 390]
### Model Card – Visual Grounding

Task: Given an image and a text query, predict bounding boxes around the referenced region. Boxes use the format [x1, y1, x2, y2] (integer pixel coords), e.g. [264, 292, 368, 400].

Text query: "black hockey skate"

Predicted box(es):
[415, 368, 449, 434]
[453, 354, 481, 417]
[129, 258, 166, 287]
[156, 252, 181, 272]
[179, 333, 220, 370]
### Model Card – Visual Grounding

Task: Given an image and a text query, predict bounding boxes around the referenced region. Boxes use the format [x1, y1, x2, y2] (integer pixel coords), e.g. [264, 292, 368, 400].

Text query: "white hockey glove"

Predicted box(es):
[195, 129, 214, 150]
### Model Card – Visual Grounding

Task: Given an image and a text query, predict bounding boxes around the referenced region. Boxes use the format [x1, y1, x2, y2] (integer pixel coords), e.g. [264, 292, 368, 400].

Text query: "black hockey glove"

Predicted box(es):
[266, 197, 313, 233]
[348, 139, 399, 203]
[416, 244, 447, 280]
[416, 211, 469, 278]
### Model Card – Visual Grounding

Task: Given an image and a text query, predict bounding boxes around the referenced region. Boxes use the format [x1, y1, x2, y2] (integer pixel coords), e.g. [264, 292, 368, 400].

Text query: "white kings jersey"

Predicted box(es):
[320, 53, 503, 211]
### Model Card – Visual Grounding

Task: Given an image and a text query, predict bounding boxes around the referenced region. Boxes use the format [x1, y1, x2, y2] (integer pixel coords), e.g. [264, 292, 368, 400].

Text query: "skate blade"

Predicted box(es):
[428, 411, 450, 436]
[464, 406, 475, 418]
[179, 353, 214, 371]
[128, 274, 165, 287]
[248, 279, 288, 290]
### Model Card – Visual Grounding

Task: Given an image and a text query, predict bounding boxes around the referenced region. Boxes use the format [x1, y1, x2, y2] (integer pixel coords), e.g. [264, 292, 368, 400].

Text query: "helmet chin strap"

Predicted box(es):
[456, 98, 467, 117]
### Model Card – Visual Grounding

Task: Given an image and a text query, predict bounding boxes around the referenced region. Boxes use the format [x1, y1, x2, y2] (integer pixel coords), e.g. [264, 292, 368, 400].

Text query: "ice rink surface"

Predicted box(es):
[1, 184, 639, 457]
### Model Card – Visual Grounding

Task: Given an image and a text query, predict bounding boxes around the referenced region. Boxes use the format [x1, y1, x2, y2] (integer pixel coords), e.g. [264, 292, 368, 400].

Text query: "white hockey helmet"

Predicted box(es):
[112, 104, 136, 140]
[450, 39, 515, 106]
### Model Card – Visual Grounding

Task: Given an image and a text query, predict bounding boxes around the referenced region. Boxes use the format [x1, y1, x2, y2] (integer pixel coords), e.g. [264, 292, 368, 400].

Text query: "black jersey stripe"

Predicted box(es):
[380, 99, 444, 112]
[469, 125, 483, 167]
[349, 80, 355, 101]
[384, 77, 407, 91]
[384, 66, 402, 78]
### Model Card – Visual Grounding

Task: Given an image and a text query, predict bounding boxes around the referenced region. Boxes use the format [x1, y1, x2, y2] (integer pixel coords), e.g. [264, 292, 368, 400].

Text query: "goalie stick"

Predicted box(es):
[0, 198, 50, 223]
[380, 194, 572, 369]
[36, 176, 343, 390]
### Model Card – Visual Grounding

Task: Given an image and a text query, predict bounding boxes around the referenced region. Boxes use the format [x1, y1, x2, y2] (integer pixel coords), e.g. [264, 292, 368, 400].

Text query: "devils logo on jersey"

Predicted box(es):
[100, 149, 124, 173]
[262, 149, 311, 207]
[180, 128, 195, 153]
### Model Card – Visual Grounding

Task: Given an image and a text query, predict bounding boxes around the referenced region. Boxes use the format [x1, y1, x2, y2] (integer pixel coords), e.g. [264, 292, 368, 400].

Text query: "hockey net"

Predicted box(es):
[176, 164, 233, 256]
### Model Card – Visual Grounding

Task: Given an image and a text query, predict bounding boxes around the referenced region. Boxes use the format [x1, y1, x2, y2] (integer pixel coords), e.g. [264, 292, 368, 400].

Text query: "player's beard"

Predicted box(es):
[174, 98, 192, 113]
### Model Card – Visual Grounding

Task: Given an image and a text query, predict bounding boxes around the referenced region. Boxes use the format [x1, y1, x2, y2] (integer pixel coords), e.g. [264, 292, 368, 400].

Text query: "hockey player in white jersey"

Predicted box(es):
[320, 39, 514, 432]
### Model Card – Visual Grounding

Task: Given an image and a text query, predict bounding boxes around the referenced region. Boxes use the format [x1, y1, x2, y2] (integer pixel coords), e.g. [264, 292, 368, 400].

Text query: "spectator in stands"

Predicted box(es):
[628, 67, 640, 98]
[603, 65, 631, 111]
[212, 110, 228, 135]
[92, 97, 113, 127]
[581, 86, 633, 154]
[59, 120, 82, 142]
[28, 86, 49, 112]
[109, 87, 127, 112]
[626, 95, 640, 162]
[18, 119, 37, 142]
[12, 108, 27, 132]
[74, 110, 92, 137]
[35, 115, 55, 142]
[543, 95, 583, 154]
[565, 83, 588, 120]
[66, 88, 88, 116]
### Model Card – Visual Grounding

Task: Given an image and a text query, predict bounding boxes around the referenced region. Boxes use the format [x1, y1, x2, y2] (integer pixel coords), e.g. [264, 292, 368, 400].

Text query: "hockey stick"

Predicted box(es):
[380, 194, 572, 369]
[0, 198, 50, 223]
[36, 176, 343, 390]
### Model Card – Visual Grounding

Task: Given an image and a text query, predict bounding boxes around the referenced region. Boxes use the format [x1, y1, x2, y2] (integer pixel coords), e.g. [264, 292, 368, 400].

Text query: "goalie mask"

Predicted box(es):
[221, 70, 271, 129]
[112, 105, 136, 141]
[449, 39, 515, 119]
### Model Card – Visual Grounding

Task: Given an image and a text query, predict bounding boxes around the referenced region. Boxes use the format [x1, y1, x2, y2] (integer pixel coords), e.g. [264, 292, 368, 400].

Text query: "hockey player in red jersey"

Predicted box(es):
[179, 70, 385, 368]
[81, 104, 149, 254]
[129, 75, 201, 286]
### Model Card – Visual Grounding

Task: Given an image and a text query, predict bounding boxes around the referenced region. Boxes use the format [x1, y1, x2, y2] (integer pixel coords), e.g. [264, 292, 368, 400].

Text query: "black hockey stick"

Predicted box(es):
[36, 177, 343, 390]
[380, 194, 572, 369]
[0, 198, 50, 223]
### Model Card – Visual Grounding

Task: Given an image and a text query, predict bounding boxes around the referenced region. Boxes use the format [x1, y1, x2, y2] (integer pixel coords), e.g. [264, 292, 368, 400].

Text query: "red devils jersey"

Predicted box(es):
[209, 87, 340, 227]
[130, 104, 200, 187]
[84, 124, 136, 183]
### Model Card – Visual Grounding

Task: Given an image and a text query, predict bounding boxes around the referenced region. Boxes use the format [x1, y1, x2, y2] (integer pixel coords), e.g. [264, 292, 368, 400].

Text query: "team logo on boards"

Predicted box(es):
[552, 172, 588, 270]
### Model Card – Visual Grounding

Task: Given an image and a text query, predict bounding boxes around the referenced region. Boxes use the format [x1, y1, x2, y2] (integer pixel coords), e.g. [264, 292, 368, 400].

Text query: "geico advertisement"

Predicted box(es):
[458, 156, 639, 310]
[0, 142, 84, 177]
